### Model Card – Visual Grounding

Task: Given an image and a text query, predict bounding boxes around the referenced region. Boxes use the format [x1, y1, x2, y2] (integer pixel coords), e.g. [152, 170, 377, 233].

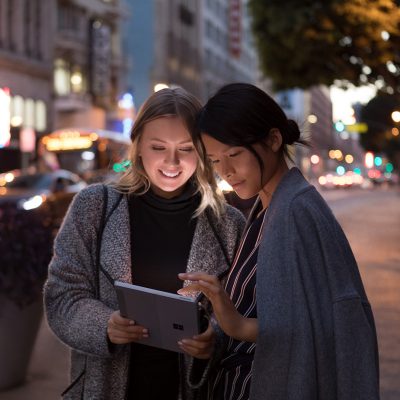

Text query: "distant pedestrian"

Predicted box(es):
[44, 87, 245, 399]
[179, 83, 380, 400]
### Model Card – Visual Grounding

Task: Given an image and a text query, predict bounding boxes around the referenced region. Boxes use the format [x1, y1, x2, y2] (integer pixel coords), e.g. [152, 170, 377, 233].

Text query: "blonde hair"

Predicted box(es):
[114, 87, 226, 218]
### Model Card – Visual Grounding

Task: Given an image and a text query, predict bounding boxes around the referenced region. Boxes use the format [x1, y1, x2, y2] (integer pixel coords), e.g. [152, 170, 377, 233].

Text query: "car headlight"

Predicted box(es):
[18, 194, 46, 210]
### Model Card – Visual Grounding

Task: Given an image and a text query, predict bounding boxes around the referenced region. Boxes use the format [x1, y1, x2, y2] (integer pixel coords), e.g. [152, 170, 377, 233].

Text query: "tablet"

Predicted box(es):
[114, 281, 201, 353]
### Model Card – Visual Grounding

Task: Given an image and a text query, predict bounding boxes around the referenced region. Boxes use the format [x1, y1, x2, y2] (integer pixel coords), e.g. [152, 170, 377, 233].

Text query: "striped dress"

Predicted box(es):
[210, 208, 268, 400]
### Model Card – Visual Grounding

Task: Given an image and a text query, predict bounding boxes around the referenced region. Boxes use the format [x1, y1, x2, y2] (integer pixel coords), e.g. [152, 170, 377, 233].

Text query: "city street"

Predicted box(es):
[1, 186, 400, 400]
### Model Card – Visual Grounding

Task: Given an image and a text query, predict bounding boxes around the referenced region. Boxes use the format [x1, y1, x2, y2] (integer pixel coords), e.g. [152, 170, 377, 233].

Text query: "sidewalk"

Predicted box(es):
[1, 314, 69, 400]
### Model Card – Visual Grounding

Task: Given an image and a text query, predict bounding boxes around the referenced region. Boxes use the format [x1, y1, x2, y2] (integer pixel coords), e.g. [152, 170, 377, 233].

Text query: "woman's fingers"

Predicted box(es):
[178, 272, 219, 285]
[107, 310, 149, 344]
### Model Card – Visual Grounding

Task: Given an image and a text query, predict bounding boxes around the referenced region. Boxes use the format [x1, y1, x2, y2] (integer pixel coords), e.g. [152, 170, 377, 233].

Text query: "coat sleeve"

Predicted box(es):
[44, 185, 120, 358]
[291, 192, 380, 399]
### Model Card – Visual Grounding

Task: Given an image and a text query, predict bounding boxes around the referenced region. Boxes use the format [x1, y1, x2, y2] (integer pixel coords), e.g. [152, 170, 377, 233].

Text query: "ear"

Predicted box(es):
[265, 128, 283, 152]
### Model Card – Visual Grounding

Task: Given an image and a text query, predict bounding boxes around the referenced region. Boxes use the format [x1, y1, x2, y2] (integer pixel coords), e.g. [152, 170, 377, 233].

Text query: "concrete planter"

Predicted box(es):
[0, 295, 43, 390]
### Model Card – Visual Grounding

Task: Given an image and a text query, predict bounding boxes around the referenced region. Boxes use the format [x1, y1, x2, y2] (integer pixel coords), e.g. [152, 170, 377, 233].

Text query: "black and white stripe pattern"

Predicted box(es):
[210, 209, 268, 400]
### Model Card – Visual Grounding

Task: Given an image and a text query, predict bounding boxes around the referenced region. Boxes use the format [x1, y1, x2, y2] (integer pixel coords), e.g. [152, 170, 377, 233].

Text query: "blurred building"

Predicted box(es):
[0, 0, 129, 172]
[54, 0, 128, 130]
[200, 0, 258, 100]
[122, 0, 259, 108]
[122, 0, 202, 107]
[275, 86, 335, 179]
[0, 0, 54, 171]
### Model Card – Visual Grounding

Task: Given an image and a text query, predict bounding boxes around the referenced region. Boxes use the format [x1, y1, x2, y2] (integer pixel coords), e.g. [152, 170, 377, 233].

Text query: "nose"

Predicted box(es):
[165, 149, 180, 166]
[218, 159, 233, 180]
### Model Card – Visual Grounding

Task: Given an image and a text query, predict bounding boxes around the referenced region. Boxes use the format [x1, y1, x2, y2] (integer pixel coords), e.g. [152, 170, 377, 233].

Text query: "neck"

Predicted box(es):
[258, 159, 289, 209]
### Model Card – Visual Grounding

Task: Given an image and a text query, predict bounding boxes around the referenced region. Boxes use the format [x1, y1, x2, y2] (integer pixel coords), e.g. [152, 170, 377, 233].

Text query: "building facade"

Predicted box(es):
[123, 0, 258, 108]
[53, 0, 128, 131]
[123, 0, 202, 108]
[0, 0, 54, 171]
[0, 0, 128, 172]
[200, 0, 258, 100]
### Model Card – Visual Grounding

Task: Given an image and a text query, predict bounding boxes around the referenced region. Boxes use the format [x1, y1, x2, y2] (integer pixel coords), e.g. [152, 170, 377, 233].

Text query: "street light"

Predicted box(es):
[392, 111, 400, 123]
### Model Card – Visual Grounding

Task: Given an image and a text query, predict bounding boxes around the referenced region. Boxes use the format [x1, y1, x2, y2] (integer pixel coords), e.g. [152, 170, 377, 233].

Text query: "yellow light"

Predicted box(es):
[328, 150, 336, 159]
[307, 114, 318, 124]
[70, 72, 82, 86]
[392, 127, 399, 136]
[10, 116, 23, 127]
[90, 133, 99, 141]
[154, 83, 169, 92]
[345, 154, 354, 164]
[334, 150, 343, 160]
[318, 176, 327, 185]
[310, 155, 320, 164]
[0, 187, 7, 195]
[45, 137, 93, 151]
[4, 173, 15, 183]
[391, 111, 400, 123]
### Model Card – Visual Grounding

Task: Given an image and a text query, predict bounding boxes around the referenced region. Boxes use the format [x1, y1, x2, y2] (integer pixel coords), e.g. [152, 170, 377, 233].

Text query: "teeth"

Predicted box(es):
[161, 170, 180, 178]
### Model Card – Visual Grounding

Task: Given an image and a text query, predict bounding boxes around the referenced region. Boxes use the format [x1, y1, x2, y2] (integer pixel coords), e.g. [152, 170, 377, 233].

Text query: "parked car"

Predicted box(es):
[0, 169, 87, 231]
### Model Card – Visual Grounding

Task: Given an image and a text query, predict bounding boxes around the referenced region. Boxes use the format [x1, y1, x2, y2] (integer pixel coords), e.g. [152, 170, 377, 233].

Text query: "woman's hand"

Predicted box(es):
[178, 273, 258, 342]
[107, 310, 149, 344]
[178, 322, 215, 359]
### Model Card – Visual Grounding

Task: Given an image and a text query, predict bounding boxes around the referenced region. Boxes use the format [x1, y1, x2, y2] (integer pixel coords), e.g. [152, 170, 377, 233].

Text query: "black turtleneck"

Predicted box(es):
[129, 183, 199, 293]
[127, 183, 200, 400]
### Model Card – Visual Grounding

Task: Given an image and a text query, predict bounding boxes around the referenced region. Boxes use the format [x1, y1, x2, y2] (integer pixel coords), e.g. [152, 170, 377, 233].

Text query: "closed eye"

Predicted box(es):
[229, 152, 241, 158]
[179, 147, 194, 152]
[209, 158, 219, 164]
[151, 146, 165, 151]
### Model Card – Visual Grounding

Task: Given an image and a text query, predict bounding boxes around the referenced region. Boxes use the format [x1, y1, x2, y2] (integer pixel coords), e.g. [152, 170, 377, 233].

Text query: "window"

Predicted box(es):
[70, 66, 85, 93]
[35, 101, 46, 132]
[58, 4, 81, 33]
[54, 59, 86, 96]
[54, 59, 70, 95]
[11, 96, 24, 127]
[24, 99, 35, 129]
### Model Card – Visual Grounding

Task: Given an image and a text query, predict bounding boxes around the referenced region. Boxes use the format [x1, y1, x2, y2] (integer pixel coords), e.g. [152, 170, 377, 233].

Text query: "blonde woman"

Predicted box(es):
[44, 88, 245, 400]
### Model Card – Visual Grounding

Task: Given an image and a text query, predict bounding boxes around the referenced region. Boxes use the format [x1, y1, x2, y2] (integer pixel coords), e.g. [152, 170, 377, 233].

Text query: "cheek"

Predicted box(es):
[184, 153, 198, 170]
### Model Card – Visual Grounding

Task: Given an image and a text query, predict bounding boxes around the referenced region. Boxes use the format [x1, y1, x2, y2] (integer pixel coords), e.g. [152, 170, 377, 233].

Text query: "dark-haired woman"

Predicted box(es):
[179, 83, 379, 400]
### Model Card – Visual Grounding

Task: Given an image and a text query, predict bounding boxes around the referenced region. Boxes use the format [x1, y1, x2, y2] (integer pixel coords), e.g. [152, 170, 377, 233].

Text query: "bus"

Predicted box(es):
[39, 128, 131, 182]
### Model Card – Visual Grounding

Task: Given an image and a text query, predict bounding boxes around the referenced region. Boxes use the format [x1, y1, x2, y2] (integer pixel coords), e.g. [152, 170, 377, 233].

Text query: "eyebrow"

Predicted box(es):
[149, 138, 193, 145]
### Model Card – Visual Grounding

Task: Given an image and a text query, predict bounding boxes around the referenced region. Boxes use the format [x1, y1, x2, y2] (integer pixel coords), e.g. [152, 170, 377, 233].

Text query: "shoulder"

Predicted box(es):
[218, 204, 246, 230]
[224, 204, 246, 223]
[66, 184, 122, 227]
[290, 186, 334, 219]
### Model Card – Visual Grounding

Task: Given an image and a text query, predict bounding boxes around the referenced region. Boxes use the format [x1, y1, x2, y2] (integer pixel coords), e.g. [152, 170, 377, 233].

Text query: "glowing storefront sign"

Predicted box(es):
[44, 136, 93, 151]
[0, 88, 11, 148]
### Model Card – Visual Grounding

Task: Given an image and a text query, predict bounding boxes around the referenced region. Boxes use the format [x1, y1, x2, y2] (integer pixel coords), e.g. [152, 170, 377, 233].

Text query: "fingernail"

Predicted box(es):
[143, 334, 149, 338]
[178, 341, 183, 346]
[129, 320, 135, 325]
[181, 339, 187, 344]
[143, 329, 148, 334]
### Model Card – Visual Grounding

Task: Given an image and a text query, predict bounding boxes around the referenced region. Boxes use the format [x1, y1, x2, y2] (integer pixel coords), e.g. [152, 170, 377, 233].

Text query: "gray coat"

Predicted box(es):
[44, 184, 245, 399]
[250, 168, 379, 400]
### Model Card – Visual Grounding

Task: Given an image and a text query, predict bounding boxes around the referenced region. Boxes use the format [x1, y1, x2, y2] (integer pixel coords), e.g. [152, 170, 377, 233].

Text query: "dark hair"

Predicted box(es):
[197, 83, 304, 167]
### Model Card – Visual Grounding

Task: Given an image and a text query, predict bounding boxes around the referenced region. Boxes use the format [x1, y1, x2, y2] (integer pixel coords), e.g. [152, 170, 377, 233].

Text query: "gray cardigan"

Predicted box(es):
[44, 184, 245, 399]
[250, 168, 379, 400]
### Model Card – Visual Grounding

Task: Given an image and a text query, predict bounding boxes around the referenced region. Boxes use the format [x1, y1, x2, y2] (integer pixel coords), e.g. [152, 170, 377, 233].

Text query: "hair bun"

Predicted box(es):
[285, 119, 301, 145]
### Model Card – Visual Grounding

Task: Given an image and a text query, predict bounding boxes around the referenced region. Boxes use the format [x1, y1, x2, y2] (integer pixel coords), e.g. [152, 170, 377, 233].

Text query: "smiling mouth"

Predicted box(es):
[159, 170, 181, 178]
[230, 181, 244, 188]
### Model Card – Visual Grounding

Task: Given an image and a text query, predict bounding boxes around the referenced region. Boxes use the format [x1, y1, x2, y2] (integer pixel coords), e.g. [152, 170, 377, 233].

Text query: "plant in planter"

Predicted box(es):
[0, 204, 54, 390]
[0, 204, 54, 307]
